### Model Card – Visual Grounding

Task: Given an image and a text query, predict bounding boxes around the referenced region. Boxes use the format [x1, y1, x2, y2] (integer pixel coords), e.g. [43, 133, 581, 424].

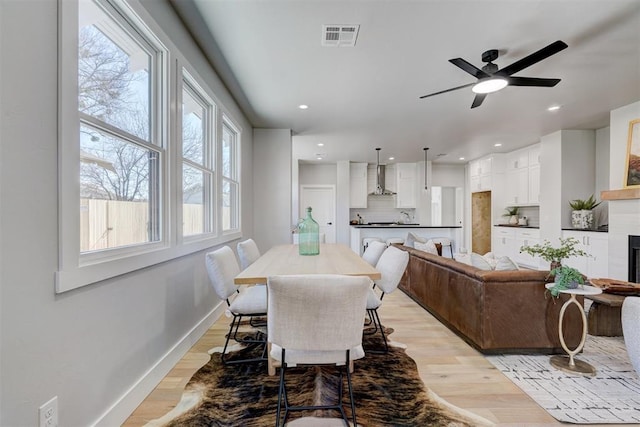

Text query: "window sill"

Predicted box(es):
[55, 231, 242, 293]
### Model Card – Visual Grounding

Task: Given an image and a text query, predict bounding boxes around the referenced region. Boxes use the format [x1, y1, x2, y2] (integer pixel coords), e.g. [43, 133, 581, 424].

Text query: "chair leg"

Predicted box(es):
[345, 350, 357, 427]
[274, 350, 356, 426]
[365, 308, 389, 353]
[276, 348, 286, 427]
[221, 314, 268, 365]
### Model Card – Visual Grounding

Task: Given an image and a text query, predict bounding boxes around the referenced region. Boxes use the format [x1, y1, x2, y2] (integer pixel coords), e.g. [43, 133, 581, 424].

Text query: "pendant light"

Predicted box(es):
[423, 147, 429, 190]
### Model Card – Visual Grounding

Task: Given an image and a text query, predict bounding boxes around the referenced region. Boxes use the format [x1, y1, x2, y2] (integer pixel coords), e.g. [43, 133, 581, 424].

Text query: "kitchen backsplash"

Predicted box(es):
[350, 196, 416, 224]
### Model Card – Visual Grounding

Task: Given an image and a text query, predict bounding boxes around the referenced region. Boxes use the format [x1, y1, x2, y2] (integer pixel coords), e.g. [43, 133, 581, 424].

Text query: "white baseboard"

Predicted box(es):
[91, 302, 226, 427]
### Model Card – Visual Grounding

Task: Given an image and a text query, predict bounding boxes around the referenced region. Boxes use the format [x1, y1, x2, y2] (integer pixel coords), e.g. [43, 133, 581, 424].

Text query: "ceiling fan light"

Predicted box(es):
[472, 78, 508, 94]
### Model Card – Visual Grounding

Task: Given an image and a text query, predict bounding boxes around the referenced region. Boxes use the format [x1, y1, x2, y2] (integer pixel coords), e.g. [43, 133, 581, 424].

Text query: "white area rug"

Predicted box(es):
[486, 336, 640, 424]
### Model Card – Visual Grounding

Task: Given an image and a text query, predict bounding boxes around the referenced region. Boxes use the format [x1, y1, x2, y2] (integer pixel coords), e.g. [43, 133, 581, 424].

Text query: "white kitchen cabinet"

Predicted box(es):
[528, 164, 540, 203]
[492, 226, 516, 258]
[562, 230, 609, 278]
[395, 163, 416, 207]
[492, 226, 540, 269]
[349, 162, 368, 208]
[506, 168, 528, 205]
[528, 144, 540, 166]
[506, 148, 529, 171]
[469, 156, 493, 193]
[504, 144, 540, 205]
[396, 163, 417, 208]
[514, 228, 540, 268]
[469, 160, 481, 177]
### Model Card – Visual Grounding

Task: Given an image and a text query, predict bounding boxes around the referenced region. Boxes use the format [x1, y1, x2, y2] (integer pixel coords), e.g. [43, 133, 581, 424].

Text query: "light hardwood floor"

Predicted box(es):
[123, 290, 615, 426]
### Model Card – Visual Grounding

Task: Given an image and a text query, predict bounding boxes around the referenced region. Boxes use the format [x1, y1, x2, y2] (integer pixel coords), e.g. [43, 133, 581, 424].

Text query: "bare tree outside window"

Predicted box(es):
[78, 0, 160, 251]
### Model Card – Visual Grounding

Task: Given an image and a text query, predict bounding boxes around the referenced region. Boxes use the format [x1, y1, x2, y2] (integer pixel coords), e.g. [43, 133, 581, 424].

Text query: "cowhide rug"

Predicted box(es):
[146, 327, 493, 427]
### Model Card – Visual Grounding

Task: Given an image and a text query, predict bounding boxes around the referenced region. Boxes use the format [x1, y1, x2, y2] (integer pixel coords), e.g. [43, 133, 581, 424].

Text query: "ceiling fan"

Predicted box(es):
[419, 40, 568, 108]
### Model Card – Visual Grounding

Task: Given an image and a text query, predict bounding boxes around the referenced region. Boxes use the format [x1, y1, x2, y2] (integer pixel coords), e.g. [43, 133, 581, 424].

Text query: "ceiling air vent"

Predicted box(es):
[321, 25, 360, 47]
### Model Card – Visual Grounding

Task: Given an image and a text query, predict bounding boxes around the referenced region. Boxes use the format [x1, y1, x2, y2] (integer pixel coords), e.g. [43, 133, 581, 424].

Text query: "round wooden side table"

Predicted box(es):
[545, 283, 602, 376]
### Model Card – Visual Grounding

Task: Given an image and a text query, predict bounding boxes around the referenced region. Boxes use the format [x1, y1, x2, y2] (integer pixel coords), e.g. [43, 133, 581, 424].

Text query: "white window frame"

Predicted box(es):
[179, 70, 217, 241]
[221, 116, 241, 234]
[57, 0, 243, 293]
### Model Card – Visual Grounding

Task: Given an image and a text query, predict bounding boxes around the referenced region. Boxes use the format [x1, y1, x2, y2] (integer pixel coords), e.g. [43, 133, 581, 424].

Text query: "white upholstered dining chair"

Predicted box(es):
[267, 274, 370, 427]
[237, 238, 261, 270]
[205, 246, 267, 365]
[362, 240, 386, 267]
[365, 245, 409, 353]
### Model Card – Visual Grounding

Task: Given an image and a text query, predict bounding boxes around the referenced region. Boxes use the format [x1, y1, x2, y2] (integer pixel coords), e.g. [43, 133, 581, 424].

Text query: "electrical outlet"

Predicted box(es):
[38, 396, 58, 427]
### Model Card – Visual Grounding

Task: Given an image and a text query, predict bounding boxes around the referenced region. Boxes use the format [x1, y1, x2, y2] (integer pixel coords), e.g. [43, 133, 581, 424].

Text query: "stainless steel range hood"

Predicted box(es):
[369, 148, 396, 196]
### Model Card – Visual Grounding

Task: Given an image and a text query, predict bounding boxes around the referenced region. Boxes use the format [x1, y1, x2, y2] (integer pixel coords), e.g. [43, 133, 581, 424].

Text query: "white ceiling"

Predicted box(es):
[171, 0, 640, 165]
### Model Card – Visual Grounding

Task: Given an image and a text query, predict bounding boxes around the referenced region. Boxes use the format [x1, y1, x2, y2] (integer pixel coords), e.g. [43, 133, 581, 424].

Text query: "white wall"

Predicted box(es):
[595, 127, 610, 227]
[253, 129, 292, 252]
[608, 101, 640, 280]
[299, 163, 337, 185]
[336, 161, 350, 244]
[0, 1, 253, 425]
[540, 129, 599, 242]
[431, 164, 465, 187]
[539, 131, 563, 243]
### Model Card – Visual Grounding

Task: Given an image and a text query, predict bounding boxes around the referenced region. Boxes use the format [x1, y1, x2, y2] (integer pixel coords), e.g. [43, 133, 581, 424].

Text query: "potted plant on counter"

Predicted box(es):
[502, 206, 520, 225]
[569, 194, 601, 230]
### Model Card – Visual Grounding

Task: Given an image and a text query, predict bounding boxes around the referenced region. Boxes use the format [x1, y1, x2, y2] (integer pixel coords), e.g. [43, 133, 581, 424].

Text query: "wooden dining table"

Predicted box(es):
[233, 243, 381, 374]
[234, 243, 381, 284]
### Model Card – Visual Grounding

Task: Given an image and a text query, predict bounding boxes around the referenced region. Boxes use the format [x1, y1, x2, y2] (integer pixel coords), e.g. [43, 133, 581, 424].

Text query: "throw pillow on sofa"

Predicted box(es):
[495, 256, 519, 271]
[415, 240, 441, 256]
[482, 252, 498, 269]
[471, 253, 520, 271]
[471, 252, 494, 270]
[404, 232, 426, 248]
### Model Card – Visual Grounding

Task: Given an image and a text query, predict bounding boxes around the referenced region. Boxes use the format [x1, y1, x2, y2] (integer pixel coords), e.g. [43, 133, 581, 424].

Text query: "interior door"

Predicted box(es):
[471, 190, 492, 254]
[299, 185, 336, 243]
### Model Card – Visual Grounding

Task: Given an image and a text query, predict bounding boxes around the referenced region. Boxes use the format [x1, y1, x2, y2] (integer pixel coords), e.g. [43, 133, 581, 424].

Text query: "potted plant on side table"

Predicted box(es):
[520, 237, 590, 297]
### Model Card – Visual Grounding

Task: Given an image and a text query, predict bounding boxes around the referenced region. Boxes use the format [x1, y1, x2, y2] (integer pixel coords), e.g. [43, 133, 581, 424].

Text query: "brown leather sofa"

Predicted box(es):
[395, 244, 583, 354]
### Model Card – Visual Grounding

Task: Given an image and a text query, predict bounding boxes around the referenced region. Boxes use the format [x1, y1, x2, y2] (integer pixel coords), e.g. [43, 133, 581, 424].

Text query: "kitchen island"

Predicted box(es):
[350, 224, 462, 255]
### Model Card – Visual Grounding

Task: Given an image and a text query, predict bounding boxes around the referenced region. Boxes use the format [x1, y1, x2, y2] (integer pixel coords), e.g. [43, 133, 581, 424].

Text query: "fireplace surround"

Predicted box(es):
[630, 235, 640, 283]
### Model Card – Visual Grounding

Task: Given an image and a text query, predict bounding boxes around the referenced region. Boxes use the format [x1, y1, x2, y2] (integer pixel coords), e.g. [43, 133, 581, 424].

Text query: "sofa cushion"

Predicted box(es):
[404, 232, 427, 248]
[471, 252, 494, 270]
[415, 240, 439, 255]
[495, 256, 519, 271]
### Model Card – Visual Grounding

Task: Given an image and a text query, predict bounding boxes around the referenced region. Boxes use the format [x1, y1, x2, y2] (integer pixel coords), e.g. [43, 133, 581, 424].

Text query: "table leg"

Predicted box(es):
[550, 294, 597, 376]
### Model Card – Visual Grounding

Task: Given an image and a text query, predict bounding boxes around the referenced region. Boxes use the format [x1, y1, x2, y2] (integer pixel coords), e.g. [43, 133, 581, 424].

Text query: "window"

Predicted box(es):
[57, 0, 243, 292]
[78, 0, 162, 252]
[222, 119, 240, 232]
[181, 75, 215, 237]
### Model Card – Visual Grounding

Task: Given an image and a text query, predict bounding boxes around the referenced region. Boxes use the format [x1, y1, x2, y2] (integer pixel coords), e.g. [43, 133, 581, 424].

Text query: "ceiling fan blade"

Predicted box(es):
[471, 93, 487, 109]
[419, 82, 475, 99]
[449, 58, 491, 79]
[508, 76, 561, 87]
[497, 40, 568, 76]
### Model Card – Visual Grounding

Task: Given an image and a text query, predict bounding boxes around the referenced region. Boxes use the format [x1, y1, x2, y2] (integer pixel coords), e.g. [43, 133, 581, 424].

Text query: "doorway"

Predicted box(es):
[299, 185, 336, 243]
[471, 191, 491, 254]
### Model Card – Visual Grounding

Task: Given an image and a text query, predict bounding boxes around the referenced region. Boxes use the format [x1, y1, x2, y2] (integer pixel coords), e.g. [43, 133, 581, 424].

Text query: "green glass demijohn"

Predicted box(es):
[298, 206, 320, 256]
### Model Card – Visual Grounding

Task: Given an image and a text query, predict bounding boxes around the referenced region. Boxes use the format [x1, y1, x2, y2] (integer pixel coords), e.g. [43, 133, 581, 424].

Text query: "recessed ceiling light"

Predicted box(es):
[298, 104, 309, 110]
[494, 143, 502, 147]
[459, 157, 465, 160]
[548, 105, 561, 111]
[316, 157, 323, 160]
[388, 157, 395, 160]
[317, 143, 324, 147]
